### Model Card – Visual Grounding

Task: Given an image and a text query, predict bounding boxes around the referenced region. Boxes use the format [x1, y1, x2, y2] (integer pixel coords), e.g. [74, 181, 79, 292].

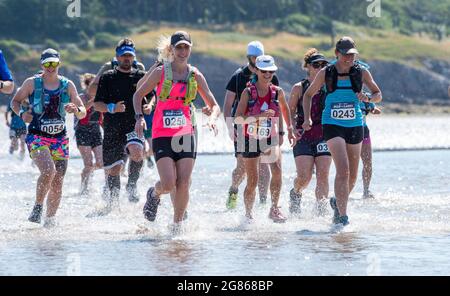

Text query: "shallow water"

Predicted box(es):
[1, 147, 450, 276]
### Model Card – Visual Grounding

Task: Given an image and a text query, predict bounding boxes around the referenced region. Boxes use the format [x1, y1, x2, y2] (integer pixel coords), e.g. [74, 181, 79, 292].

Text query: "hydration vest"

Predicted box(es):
[158, 61, 198, 106]
[246, 83, 280, 117]
[324, 63, 363, 94]
[296, 79, 326, 126]
[31, 75, 70, 118]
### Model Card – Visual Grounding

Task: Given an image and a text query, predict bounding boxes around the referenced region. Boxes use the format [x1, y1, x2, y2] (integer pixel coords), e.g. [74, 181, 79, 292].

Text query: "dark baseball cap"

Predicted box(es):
[336, 36, 359, 55]
[171, 31, 192, 47]
[40, 48, 60, 64]
[306, 53, 328, 64]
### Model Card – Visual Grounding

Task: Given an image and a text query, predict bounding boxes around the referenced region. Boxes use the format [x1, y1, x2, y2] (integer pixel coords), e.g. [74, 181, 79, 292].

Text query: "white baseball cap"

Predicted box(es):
[247, 41, 264, 57]
[255, 55, 278, 72]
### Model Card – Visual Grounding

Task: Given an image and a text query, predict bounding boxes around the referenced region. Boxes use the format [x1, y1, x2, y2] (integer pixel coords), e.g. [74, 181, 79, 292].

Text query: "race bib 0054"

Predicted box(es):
[40, 119, 65, 135]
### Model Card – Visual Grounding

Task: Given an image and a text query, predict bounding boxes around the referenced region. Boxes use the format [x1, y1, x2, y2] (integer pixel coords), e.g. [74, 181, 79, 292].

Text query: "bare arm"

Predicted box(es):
[67, 81, 86, 119]
[362, 69, 382, 103]
[11, 78, 34, 116]
[288, 83, 302, 129]
[302, 69, 325, 130]
[133, 67, 161, 115]
[277, 88, 296, 146]
[0, 80, 14, 95]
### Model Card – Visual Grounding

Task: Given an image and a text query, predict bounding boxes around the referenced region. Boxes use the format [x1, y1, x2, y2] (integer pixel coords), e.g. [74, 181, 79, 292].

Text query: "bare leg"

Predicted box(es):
[46, 160, 68, 217]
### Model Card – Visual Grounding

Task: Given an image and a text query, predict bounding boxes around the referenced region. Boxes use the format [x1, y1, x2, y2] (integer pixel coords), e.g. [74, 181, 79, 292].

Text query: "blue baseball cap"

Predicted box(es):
[116, 45, 136, 57]
[247, 41, 264, 57]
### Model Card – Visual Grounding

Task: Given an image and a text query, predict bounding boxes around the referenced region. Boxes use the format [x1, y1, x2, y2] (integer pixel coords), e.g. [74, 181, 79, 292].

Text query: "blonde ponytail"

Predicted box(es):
[156, 35, 173, 63]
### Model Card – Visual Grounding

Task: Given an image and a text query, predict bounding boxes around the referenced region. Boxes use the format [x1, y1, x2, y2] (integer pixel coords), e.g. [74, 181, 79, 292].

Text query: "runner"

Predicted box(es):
[88, 38, 146, 179]
[5, 100, 27, 158]
[360, 99, 381, 199]
[94, 42, 149, 214]
[288, 49, 331, 216]
[10, 48, 86, 227]
[133, 31, 220, 227]
[223, 41, 279, 210]
[234, 55, 295, 223]
[75, 73, 103, 196]
[302, 37, 382, 226]
[0, 49, 14, 95]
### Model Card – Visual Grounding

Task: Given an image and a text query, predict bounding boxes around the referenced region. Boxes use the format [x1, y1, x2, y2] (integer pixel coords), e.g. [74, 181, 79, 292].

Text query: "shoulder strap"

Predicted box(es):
[32, 76, 44, 114]
[270, 84, 278, 102]
[325, 64, 337, 94]
[349, 64, 363, 93]
[249, 84, 258, 100]
[184, 65, 198, 106]
[163, 61, 173, 82]
[58, 76, 70, 118]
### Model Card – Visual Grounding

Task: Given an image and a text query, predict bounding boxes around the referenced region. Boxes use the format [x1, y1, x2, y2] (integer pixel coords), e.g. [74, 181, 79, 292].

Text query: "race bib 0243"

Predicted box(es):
[331, 102, 355, 120]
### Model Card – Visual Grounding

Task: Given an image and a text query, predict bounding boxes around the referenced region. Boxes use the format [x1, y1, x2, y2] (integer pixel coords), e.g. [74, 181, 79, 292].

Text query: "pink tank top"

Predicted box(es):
[152, 65, 195, 139]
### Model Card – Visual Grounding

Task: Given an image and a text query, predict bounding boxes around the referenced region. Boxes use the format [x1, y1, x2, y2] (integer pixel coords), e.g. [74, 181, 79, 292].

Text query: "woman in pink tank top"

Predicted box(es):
[234, 55, 296, 224]
[133, 31, 220, 229]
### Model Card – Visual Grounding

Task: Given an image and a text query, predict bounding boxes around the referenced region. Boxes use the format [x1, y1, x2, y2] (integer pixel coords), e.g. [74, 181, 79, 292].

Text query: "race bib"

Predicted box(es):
[40, 119, 65, 135]
[247, 119, 272, 139]
[126, 131, 145, 143]
[316, 141, 329, 153]
[257, 119, 272, 139]
[163, 110, 186, 129]
[331, 103, 356, 120]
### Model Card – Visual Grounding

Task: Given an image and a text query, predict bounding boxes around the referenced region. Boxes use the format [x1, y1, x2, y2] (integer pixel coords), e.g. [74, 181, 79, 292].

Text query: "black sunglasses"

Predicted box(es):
[260, 69, 275, 74]
[311, 62, 328, 69]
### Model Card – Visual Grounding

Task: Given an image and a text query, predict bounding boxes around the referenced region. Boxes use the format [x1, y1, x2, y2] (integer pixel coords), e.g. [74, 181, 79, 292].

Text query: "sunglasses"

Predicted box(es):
[260, 70, 275, 74]
[42, 62, 60, 68]
[311, 62, 327, 69]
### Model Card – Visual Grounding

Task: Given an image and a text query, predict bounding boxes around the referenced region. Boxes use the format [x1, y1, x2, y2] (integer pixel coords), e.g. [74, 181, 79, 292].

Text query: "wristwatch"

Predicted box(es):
[135, 113, 144, 121]
[279, 131, 286, 136]
[0, 82, 4, 89]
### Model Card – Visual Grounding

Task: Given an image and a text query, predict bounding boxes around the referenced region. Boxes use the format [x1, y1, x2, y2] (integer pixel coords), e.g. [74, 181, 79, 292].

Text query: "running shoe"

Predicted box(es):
[28, 204, 43, 224]
[330, 197, 340, 224]
[143, 187, 160, 222]
[289, 188, 302, 214]
[226, 189, 238, 210]
[269, 207, 287, 223]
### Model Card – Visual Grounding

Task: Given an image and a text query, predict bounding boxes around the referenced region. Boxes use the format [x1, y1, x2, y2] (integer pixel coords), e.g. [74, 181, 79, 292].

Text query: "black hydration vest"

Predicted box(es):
[324, 63, 363, 94]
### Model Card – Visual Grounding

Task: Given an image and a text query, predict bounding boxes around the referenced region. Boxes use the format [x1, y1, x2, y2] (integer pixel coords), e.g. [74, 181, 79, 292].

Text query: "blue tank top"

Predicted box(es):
[322, 79, 363, 127]
[28, 88, 66, 137]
